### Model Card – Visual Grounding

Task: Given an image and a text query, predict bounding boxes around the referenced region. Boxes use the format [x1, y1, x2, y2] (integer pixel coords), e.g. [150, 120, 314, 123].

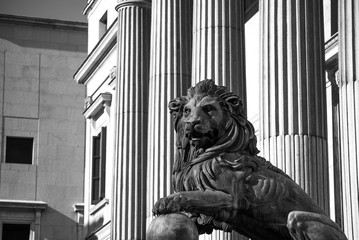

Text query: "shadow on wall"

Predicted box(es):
[88, 213, 105, 239]
[0, 18, 87, 53]
[40, 206, 83, 240]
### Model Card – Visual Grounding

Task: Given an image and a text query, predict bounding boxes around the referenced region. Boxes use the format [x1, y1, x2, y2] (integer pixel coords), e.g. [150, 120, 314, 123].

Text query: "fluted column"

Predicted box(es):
[146, 0, 193, 227]
[338, 0, 359, 239]
[259, 0, 329, 212]
[192, 1, 247, 239]
[192, 0, 246, 104]
[112, 1, 151, 239]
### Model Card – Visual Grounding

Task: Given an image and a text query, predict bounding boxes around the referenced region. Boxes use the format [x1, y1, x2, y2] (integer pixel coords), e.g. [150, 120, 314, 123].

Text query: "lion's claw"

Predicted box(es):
[152, 196, 183, 215]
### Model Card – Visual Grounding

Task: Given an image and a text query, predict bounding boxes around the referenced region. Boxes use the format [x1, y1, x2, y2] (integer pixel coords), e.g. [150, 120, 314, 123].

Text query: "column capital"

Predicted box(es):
[115, 0, 151, 11]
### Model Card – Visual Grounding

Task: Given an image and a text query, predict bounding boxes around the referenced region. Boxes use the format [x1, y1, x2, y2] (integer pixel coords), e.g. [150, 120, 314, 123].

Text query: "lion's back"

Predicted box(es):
[246, 168, 326, 218]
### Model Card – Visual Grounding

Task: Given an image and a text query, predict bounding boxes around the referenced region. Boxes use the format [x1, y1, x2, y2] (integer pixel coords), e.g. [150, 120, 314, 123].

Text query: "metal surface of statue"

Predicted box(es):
[146, 213, 199, 240]
[151, 80, 348, 240]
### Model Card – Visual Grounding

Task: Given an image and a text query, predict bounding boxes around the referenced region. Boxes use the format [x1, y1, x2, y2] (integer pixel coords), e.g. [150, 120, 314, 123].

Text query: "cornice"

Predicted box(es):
[0, 199, 47, 210]
[0, 14, 87, 31]
[73, 19, 117, 84]
[83, 0, 98, 15]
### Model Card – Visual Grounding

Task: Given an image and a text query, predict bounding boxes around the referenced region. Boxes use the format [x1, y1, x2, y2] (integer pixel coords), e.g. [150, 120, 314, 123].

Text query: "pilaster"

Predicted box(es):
[338, 0, 359, 238]
[146, 0, 193, 228]
[259, 0, 329, 212]
[112, 1, 151, 239]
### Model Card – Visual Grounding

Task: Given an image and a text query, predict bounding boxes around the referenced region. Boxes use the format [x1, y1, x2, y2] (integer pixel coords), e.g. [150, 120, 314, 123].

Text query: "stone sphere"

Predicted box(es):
[146, 213, 199, 240]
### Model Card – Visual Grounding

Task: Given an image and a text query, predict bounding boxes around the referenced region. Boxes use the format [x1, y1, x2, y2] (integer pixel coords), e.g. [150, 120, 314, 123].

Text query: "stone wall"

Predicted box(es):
[0, 15, 87, 240]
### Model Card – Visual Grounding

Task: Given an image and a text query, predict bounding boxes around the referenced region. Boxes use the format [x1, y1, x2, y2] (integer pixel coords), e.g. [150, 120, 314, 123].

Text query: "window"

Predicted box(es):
[2, 223, 30, 240]
[92, 127, 106, 204]
[0, 200, 46, 240]
[5, 137, 33, 164]
[99, 11, 108, 39]
[330, 0, 338, 35]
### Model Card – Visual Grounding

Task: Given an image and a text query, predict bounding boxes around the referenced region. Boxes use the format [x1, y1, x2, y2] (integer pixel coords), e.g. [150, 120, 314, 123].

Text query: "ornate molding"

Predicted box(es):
[109, 66, 117, 89]
[83, 93, 112, 119]
[325, 33, 339, 86]
[73, 203, 85, 213]
[115, 0, 151, 11]
[325, 32, 338, 54]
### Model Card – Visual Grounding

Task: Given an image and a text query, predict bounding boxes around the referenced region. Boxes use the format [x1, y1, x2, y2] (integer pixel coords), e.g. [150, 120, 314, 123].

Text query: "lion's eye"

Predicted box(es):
[184, 107, 191, 115]
[202, 105, 214, 113]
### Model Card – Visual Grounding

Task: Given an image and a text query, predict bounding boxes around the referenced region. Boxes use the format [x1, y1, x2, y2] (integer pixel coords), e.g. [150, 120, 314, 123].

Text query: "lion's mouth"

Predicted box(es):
[190, 131, 210, 139]
[187, 129, 218, 142]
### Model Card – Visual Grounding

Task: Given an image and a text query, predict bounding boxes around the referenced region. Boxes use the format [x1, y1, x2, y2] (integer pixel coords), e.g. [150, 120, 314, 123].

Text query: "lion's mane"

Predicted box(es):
[167, 80, 290, 233]
[169, 79, 260, 174]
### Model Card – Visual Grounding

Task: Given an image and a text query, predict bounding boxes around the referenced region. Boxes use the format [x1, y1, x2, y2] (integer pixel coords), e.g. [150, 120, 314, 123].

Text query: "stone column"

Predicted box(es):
[338, 0, 359, 239]
[146, 0, 193, 228]
[192, 1, 247, 239]
[192, 0, 246, 105]
[259, 0, 329, 212]
[112, 1, 151, 239]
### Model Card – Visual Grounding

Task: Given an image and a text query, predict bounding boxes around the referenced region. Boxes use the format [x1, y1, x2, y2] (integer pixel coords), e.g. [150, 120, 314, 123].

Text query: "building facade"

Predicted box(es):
[75, 0, 358, 239]
[0, 14, 87, 240]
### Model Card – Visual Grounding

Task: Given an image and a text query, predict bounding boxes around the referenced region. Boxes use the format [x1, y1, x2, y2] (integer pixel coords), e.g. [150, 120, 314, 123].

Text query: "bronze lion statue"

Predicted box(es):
[153, 80, 347, 240]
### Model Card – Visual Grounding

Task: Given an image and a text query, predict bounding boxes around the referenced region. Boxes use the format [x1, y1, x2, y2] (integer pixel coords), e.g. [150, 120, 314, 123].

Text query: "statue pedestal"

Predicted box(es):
[146, 213, 199, 240]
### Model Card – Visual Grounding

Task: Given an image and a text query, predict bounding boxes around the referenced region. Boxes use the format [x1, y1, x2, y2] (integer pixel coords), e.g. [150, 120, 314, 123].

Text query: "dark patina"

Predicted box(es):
[153, 80, 347, 240]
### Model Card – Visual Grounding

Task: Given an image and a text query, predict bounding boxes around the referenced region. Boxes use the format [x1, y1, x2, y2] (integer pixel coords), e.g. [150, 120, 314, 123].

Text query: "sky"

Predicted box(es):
[0, 0, 87, 22]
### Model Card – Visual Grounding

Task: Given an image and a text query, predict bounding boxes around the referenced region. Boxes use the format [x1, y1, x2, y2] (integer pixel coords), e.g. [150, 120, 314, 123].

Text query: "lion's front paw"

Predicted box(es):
[153, 195, 183, 215]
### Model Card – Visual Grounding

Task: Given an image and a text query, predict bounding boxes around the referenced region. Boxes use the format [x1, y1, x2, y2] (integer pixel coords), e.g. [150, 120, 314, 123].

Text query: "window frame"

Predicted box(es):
[91, 127, 107, 205]
[5, 136, 34, 164]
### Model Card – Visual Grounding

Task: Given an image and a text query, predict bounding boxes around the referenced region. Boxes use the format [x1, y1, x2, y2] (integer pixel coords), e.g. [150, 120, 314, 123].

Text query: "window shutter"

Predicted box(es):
[91, 127, 107, 204]
[100, 127, 107, 199]
[92, 135, 101, 204]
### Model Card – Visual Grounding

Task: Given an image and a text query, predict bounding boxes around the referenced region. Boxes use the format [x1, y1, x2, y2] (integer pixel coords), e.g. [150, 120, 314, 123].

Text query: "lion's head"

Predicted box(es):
[169, 80, 259, 172]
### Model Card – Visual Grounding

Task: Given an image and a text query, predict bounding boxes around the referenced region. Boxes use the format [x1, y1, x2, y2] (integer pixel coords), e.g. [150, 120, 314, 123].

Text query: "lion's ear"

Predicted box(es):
[220, 93, 244, 116]
[168, 97, 187, 114]
[168, 97, 187, 125]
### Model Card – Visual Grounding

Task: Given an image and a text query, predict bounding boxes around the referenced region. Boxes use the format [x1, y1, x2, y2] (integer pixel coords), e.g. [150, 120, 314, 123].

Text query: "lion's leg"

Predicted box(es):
[153, 190, 238, 222]
[287, 211, 348, 240]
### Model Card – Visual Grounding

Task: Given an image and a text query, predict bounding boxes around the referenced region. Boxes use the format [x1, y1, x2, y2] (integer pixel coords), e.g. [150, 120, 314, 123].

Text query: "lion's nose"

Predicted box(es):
[187, 120, 200, 127]
[185, 120, 200, 134]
